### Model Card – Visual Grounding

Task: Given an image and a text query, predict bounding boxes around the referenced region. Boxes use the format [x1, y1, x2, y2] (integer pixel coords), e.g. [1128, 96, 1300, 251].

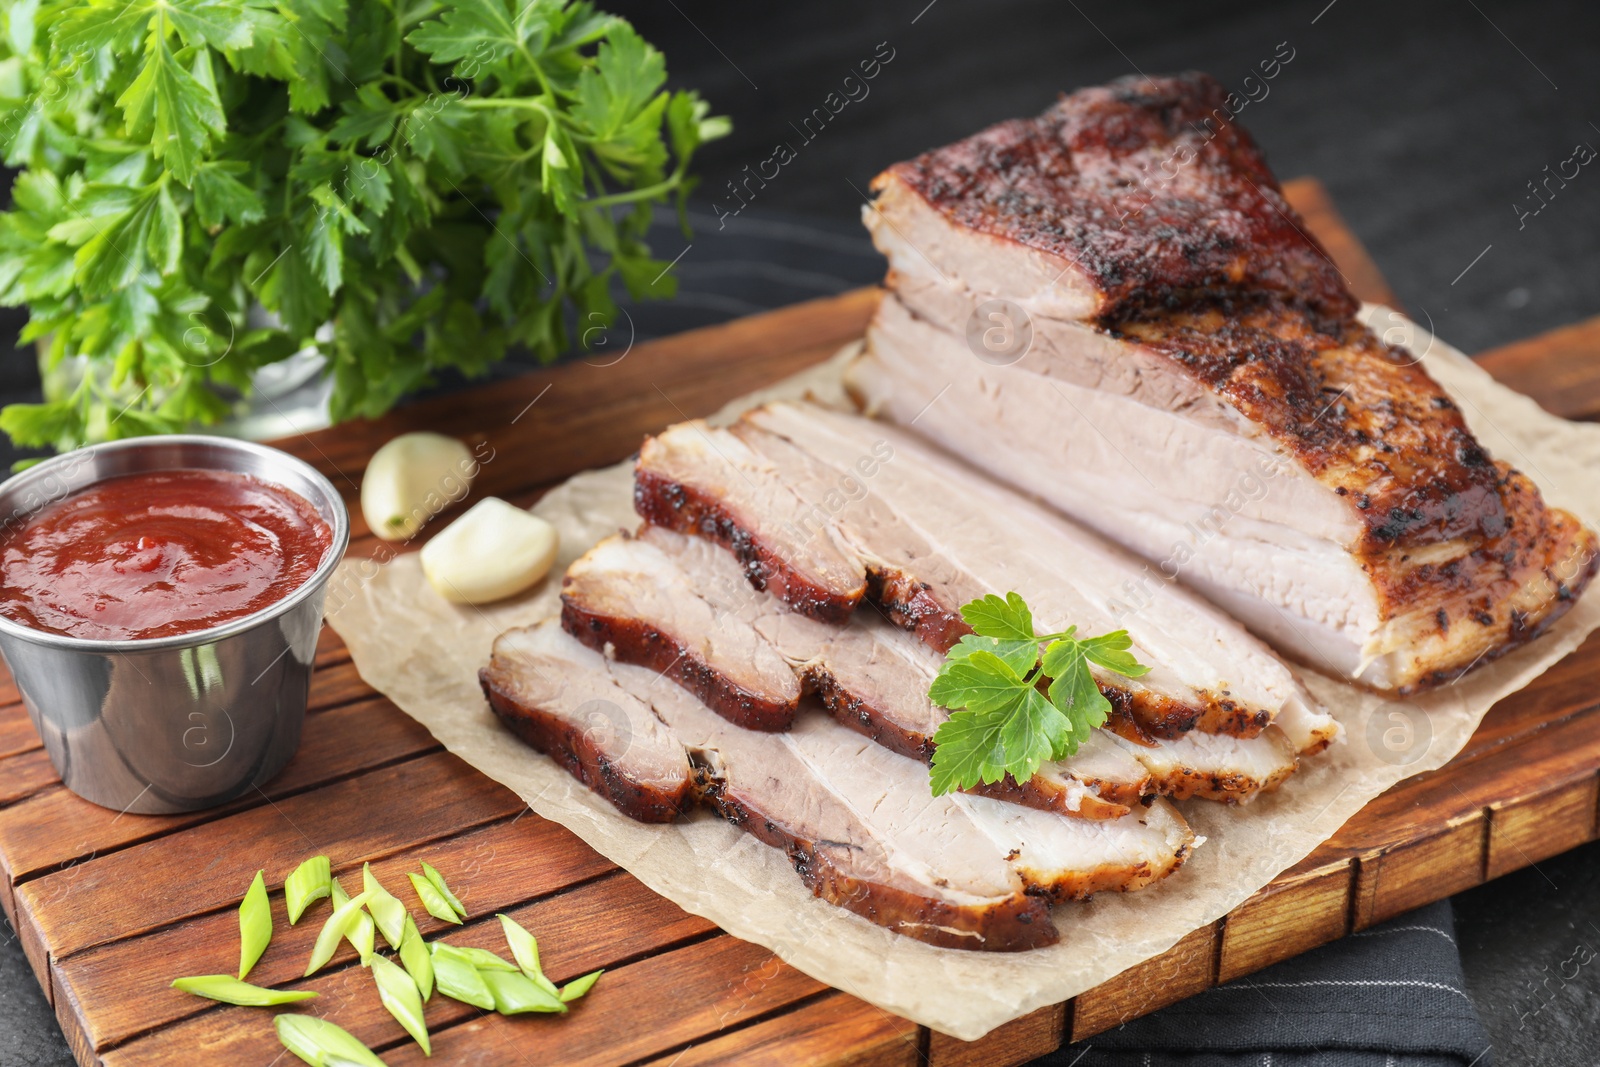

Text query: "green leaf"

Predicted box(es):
[191, 162, 264, 228]
[408, 871, 464, 925]
[959, 592, 1036, 641]
[928, 687, 1065, 795]
[361, 863, 409, 950]
[941, 633, 1038, 678]
[927, 593, 1148, 791]
[115, 35, 225, 184]
[430, 947, 494, 1010]
[559, 969, 602, 1002]
[1080, 630, 1153, 678]
[572, 21, 664, 139]
[405, 0, 520, 70]
[164, 0, 255, 52]
[397, 916, 434, 1001]
[370, 954, 430, 1055]
[928, 649, 1033, 715]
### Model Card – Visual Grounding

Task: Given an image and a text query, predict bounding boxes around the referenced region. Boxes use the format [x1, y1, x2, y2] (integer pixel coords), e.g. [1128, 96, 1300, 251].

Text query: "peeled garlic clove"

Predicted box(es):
[421, 497, 559, 604]
[362, 432, 476, 541]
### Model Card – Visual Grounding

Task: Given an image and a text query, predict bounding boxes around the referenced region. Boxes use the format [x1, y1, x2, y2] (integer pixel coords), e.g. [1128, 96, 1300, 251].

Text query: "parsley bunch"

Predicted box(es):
[0, 0, 728, 452]
[927, 593, 1151, 795]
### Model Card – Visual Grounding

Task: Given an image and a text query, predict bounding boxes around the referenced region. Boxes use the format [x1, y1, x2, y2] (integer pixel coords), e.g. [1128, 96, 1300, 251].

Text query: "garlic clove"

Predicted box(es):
[421, 497, 559, 605]
[361, 433, 477, 541]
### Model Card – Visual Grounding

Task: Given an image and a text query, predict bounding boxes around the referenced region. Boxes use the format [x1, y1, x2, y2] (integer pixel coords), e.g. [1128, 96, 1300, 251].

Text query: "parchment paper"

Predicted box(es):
[327, 309, 1600, 1040]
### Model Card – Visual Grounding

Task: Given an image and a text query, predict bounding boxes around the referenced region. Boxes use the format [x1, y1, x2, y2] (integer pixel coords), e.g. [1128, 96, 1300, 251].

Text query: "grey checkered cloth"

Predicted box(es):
[1041, 901, 1490, 1067]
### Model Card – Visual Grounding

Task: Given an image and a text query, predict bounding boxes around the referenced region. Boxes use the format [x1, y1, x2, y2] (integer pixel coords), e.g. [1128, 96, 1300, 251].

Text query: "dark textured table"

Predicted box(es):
[3, 0, 1598, 1063]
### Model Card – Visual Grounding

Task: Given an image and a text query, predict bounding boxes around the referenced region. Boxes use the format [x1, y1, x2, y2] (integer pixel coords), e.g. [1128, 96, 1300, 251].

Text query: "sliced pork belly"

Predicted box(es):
[567, 525, 1155, 816]
[479, 624, 693, 822]
[701, 402, 1329, 745]
[865, 72, 1356, 322]
[850, 290, 1599, 693]
[560, 532, 801, 730]
[482, 622, 1198, 950]
[634, 421, 866, 622]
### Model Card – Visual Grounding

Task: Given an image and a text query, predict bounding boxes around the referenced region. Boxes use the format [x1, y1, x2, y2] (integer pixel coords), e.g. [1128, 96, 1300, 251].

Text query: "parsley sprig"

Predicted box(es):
[927, 592, 1151, 796]
[0, 0, 729, 454]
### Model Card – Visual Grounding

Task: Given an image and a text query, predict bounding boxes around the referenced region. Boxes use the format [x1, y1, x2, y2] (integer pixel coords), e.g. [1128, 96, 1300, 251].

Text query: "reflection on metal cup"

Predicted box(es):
[0, 436, 349, 814]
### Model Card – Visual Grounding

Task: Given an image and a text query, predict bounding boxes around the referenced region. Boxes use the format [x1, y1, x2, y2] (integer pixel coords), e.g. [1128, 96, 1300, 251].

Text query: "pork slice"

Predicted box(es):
[866, 73, 1356, 322]
[635, 421, 866, 622]
[639, 526, 1148, 819]
[737, 402, 1321, 741]
[483, 623, 1059, 951]
[763, 711, 1194, 910]
[560, 532, 802, 731]
[851, 288, 1599, 693]
[479, 624, 693, 822]
[1107, 726, 1298, 803]
[953, 792, 1197, 902]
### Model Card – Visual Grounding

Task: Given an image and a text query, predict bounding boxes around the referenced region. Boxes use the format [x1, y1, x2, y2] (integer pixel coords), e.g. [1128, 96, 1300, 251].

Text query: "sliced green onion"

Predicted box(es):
[481, 968, 567, 1014]
[497, 913, 559, 996]
[331, 877, 377, 965]
[306, 888, 376, 977]
[362, 863, 409, 950]
[431, 949, 494, 1010]
[274, 1014, 388, 1067]
[496, 914, 540, 976]
[420, 862, 467, 918]
[171, 974, 317, 1006]
[559, 969, 603, 1003]
[397, 915, 433, 1001]
[407, 872, 463, 925]
[370, 954, 430, 1055]
[238, 870, 271, 980]
[431, 941, 517, 972]
[284, 856, 332, 925]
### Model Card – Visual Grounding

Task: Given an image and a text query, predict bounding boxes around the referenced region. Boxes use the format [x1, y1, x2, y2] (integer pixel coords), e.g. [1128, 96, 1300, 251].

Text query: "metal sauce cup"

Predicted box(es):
[0, 437, 350, 814]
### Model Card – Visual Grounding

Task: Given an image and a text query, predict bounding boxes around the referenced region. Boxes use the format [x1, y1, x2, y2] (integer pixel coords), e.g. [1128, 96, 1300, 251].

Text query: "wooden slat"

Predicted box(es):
[1068, 923, 1220, 1041]
[927, 1003, 1065, 1067]
[644, 994, 922, 1067]
[3, 176, 1600, 1066]
[1217, 860, 1351, 983]
[1476, 315, 1600, 421]
[0, 697, 439, 894]
[16, 753, 518, 976]
[52, 815, 615, 1051]
[100, 873, 720, 1065]
[1486, 774, 1599, 879]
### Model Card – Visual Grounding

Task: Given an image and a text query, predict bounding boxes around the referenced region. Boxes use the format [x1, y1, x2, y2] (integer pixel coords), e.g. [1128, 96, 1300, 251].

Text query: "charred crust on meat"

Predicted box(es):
[707, 788, 1058, 951]
[478, 668, 692, 823]
[882, 73, 1357, 319]
[559, 596, 800, 732]
[634, 466, 862, 623]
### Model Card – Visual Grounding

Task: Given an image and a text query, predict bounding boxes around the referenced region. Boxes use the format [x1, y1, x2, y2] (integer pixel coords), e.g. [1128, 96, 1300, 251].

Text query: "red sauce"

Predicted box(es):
[0, 469, 332, 641]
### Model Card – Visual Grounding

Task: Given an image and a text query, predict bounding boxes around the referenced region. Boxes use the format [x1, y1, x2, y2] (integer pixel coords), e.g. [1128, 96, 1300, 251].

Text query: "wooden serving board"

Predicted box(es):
[2, 179, 1599, 1067]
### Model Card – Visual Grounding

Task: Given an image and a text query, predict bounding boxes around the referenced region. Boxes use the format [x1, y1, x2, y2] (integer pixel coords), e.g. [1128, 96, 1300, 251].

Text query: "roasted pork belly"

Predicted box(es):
[563, 525, 1155, 815]
[855, 72, 1597, 692]
[865, 72, 1356, 322]
[635, 403, 1335, 750]
[479, 624, 694, 822]
[852, 288, 1598, 692]
[482, 621, 1196, 950]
